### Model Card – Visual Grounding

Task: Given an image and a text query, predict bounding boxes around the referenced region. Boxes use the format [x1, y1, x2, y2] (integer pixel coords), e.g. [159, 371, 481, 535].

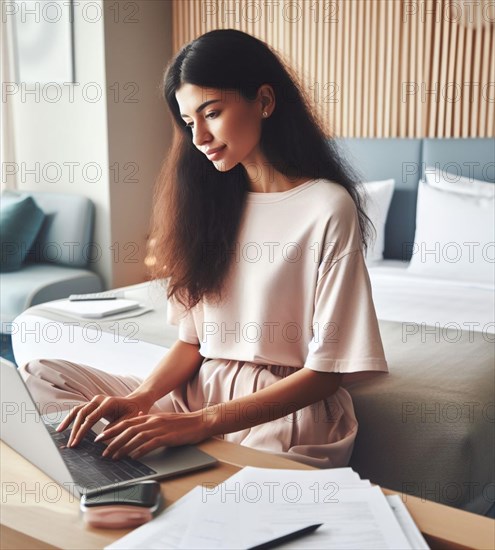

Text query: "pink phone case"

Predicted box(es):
[83, 504, 153, 529]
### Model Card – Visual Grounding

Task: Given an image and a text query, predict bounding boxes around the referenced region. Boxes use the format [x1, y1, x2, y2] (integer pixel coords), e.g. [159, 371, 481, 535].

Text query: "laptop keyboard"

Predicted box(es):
[45, 423, 157, 490]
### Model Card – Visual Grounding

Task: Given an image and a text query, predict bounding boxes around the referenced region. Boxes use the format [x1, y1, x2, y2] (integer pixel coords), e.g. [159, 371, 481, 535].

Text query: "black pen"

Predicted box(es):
[247, 523, 323, 550]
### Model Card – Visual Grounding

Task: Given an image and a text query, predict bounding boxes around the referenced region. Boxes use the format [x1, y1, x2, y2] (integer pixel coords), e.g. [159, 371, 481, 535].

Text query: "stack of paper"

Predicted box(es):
[105, 466, 429, 549]
[40, 299, 142, 319]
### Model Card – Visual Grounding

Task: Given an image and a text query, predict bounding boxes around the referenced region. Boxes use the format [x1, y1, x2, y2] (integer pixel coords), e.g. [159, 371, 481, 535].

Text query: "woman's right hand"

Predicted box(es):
[57, 394, 153, 448]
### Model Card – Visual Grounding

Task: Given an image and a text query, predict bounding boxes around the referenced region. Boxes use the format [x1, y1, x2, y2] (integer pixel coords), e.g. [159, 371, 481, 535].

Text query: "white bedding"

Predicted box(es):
[367, 260, 495, 335]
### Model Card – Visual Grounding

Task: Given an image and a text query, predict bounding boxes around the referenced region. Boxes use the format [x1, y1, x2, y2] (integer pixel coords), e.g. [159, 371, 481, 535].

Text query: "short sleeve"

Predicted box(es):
[304, 245, 389, 384]
[166, 288, 200, 345]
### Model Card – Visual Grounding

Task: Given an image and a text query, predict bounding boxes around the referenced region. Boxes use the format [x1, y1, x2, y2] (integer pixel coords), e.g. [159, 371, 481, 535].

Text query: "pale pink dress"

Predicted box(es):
[164, 178, 389, 467]
[20, 179, 388, 469]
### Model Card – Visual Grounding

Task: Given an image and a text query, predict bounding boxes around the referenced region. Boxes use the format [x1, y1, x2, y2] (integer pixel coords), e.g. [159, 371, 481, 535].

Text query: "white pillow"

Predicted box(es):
[360, 179, 395, 265]
[425, 166, 495, 198]
[407, 178, 495, 286]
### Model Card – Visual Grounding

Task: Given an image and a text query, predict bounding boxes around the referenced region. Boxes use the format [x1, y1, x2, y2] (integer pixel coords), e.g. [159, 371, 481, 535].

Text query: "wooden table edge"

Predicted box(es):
[1, 439, 493, 550]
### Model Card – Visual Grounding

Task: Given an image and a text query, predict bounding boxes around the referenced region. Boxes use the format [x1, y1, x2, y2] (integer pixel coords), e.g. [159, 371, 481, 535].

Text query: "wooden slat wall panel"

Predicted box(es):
[377, 0, 385, 137]
[486, 26, 495, 136]
[471, 16, 483, 134]
[355, 0, 364, 137]
[462, 25, 473, 135]
[362, 1, 371, 137]
[391, 1, 401, 136]
[369, 0, 378, 137]
[415, 1, 424, 137]
[399, 0, 408, 136]
[171, 0, 494, 138]
[454, 16, 465, 137]
[444, 7, 458, 137]
[439, 1, 449, 136]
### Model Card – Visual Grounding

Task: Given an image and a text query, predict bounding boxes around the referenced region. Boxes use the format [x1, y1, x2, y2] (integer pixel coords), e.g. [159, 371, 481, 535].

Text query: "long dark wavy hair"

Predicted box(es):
[149, 29, 374, 311]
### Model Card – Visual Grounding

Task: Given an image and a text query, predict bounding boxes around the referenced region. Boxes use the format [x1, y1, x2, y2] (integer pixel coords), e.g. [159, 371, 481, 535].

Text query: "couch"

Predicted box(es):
[1, 191, 103, 336]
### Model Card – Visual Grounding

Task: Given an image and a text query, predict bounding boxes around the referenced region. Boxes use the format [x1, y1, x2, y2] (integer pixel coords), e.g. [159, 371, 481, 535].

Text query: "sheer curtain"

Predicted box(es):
[1, 15, 18, 191]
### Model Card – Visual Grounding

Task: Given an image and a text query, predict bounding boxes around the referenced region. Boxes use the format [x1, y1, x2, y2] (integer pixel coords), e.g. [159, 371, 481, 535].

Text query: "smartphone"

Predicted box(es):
[80, 480, 162, 529]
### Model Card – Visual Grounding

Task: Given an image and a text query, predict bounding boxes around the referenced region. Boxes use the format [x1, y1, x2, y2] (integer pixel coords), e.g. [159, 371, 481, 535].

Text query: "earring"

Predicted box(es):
[262, 111, 268, 117]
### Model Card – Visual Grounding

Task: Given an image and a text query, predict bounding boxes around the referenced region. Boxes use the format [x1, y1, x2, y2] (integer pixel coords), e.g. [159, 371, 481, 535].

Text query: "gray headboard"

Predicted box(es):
[333, 138, 495, 261]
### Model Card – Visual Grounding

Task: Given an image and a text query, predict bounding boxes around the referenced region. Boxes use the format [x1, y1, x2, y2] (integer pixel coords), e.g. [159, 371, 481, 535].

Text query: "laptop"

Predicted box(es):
[0, 358, 218, 498]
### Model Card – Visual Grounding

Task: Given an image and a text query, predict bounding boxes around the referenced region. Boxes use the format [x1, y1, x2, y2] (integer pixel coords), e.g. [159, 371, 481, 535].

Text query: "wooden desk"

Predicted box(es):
[1, 440, 493, 550]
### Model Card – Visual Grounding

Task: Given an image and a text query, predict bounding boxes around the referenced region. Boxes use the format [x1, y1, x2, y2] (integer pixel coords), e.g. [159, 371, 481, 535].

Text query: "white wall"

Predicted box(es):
[103, 0, 173, 287]
[9, 0, 173, 289]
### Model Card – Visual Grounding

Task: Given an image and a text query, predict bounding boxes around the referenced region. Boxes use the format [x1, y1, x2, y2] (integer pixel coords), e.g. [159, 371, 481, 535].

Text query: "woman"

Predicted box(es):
[20, 29, 388, 468]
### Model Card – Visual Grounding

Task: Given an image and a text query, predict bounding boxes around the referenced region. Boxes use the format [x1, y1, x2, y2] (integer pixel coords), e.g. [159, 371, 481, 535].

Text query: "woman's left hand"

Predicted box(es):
[95, 410, 211, 461]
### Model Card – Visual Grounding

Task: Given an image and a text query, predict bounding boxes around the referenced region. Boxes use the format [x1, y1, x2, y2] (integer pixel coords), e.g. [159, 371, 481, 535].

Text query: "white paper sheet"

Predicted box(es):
[40, 299, 142, 319]
[386, 495, 430, 549]
[105, 486, 203, 550]
[106, 467, 416, 550]
[180, 467, 411, 549]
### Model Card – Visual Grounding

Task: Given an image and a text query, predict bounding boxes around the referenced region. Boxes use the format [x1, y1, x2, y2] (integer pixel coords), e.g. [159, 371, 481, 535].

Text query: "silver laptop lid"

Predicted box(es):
[0, 358, 81, 498]
[1, 358, 218, 499]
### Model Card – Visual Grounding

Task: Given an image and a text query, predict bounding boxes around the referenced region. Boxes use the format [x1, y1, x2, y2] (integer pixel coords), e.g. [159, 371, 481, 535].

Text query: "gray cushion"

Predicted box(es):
[0, 193, 45, 272]
[24, 191, 95, 268]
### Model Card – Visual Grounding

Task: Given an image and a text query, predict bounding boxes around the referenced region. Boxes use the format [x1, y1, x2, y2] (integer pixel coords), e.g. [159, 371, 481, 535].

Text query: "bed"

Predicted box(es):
[11, 137, 495, 517]
[336, 137, 494, 518]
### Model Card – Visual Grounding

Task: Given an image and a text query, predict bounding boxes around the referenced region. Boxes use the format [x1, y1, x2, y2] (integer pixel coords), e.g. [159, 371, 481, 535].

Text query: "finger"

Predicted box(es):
[110, 429, 166, 461]
[104, 411, 141, 432]
[56, 404, 84, 432]
[97, 416, 142, 443]
[84, 403, 113, 426]
[101, 423, 147, 458]
[96, 415, 149, 443]
[67, 401, 101, 447]
[128, 434, 169, 460]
